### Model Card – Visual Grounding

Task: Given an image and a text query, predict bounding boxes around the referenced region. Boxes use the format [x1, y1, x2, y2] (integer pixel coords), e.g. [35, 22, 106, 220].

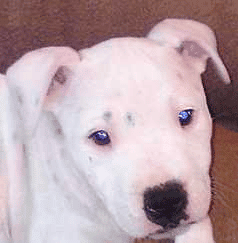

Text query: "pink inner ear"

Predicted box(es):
[46, 66, 70, 96]
[52, 66, 68, 84]
[176, 40, 230, 84]
[177, 41, 208, 58]
[44, 66, 72, 110]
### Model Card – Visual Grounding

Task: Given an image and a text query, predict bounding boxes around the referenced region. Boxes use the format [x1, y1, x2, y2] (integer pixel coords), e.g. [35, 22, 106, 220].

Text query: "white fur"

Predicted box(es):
[0, 19, 230, 242]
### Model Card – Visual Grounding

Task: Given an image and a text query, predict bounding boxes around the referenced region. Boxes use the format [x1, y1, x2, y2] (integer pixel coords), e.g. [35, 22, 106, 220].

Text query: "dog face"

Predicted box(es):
[5, 19, 230, 241]
[49, 37, 212, 238]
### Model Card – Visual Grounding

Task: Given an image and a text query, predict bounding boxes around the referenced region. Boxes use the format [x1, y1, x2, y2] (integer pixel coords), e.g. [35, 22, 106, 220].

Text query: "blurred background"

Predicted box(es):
[0, 1, 237, 242]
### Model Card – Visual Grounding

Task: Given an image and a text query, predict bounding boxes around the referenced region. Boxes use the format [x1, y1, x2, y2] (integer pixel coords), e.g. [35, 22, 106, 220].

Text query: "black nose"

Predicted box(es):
[143, 181, 189, 230]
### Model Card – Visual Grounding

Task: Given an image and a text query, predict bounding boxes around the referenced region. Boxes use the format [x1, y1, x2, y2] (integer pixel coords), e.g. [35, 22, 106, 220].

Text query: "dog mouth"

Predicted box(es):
[145, 221, 196, 240]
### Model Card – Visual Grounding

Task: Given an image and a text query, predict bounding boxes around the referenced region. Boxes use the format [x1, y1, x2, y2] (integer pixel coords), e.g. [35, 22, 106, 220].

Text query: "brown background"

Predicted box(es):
[0, 0, 237, 242]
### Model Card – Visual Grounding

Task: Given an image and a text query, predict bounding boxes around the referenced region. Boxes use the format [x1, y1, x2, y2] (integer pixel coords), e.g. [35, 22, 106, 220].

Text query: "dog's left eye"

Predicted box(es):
[88, 130, 111, 145]
[178, 109, 194, 126]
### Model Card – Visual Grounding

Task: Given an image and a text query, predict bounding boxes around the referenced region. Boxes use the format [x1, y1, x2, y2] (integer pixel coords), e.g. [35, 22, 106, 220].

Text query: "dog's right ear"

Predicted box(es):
[147, 18, 231, 84]
[6, 47, 80, 136]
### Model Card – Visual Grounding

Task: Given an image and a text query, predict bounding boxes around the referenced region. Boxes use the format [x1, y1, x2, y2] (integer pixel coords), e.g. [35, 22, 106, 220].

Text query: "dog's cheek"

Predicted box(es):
[186, 173, 212, 222]
[184, 140, 212, 219]
[88, 155, 132, 205]
[85, 154, 147, 233]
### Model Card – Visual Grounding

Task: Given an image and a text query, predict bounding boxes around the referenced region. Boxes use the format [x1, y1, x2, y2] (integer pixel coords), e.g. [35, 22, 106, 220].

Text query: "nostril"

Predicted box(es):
[143, 180, 189, 229]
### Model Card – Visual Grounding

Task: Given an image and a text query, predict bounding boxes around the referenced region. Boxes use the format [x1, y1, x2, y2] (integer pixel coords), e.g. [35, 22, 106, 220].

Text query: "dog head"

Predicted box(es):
[5, 19, 230, 239]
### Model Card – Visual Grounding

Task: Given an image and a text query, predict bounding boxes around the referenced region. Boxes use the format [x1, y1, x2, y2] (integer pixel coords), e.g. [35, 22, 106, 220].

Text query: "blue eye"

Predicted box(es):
[178, 109, 194, 126]
[88, 130, 111, 145]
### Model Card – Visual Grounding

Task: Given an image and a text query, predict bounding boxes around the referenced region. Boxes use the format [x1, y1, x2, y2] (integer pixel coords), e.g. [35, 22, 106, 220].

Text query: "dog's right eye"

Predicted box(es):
[88, 130, 111, 146]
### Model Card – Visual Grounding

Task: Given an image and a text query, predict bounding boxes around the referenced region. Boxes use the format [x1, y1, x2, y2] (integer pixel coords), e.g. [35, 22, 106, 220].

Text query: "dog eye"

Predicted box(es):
[88, 130, 111, 145]
[178, 109, 194, 126]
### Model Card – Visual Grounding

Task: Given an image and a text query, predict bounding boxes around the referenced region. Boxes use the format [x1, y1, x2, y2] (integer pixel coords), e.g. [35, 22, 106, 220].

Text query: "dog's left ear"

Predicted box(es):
[147, 18, 231, 84]
[6, 47, 80, 135]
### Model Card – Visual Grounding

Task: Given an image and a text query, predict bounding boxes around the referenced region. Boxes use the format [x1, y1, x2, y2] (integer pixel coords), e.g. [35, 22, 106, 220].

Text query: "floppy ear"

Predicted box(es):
[0, 74, 11, 241]
[147, 18, 231, 84]
[0, 74, 28, 242]
[6, 47, 80, 136]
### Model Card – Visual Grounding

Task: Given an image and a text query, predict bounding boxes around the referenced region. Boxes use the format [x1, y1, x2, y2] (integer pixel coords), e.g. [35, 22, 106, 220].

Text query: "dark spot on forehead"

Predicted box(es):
[126, 112, 132, 121]
[125, 112, 135, 127]
[103, 111, 112, 121]
[116, 92, 122, 97]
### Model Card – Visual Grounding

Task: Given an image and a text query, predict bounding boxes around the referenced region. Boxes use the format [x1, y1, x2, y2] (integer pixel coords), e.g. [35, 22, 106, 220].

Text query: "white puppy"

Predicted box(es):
[0, 18, 230, 242]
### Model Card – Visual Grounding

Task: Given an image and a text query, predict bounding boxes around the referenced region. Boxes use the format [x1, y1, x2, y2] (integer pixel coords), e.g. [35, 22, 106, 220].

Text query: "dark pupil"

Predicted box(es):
[179, 109, 193, 126]
[89, 130, 110, 145]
